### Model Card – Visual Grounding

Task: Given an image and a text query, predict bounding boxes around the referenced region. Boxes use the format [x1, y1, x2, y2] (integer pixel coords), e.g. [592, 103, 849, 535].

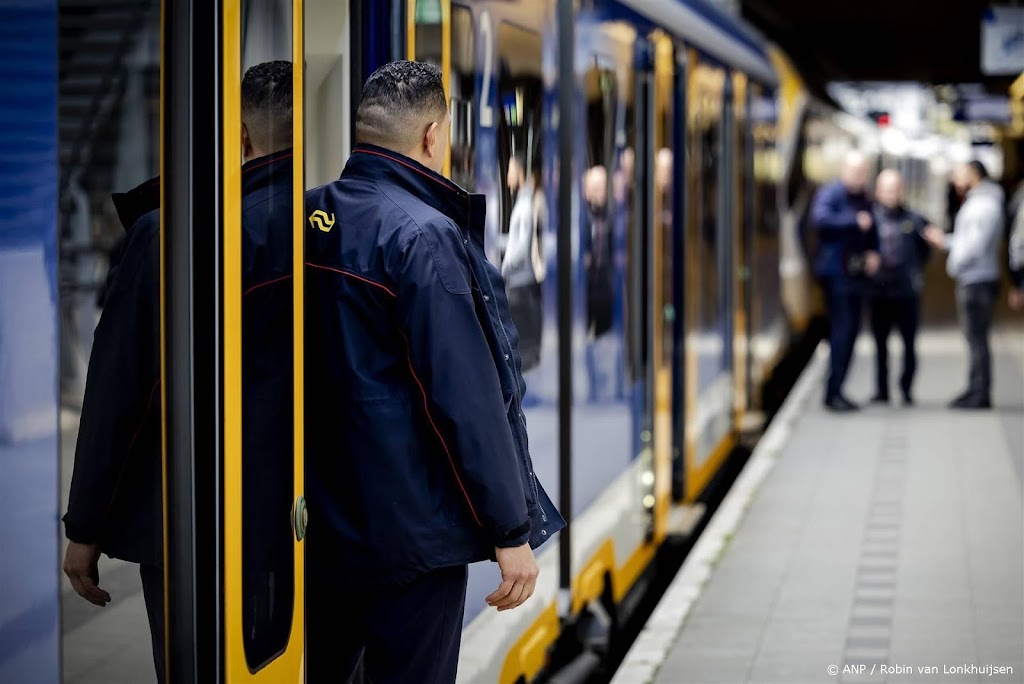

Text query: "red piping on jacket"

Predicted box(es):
[353, 148, 463, 195]
[308, 259, 484, 527]
[399, 330, 484, 528]
[305, 262, 397, 297]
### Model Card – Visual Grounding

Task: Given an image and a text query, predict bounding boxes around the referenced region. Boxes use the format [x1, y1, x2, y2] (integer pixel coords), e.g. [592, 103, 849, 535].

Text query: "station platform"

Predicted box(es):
[613, 327, 1024, 684]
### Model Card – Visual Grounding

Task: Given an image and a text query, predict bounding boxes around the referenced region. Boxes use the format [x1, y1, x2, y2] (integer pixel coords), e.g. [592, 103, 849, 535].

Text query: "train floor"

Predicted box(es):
[612, 326, 1024, 684]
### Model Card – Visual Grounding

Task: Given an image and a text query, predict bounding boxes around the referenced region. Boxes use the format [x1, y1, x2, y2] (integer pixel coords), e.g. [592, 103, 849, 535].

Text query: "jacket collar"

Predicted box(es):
[343, 144, 486, 246]
[242, 148, 293, 197]
[111, 176, 160, 232]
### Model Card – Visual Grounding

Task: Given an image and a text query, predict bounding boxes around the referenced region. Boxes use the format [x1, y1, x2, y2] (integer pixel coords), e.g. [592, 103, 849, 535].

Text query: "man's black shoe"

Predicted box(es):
[825, 395, 860, 412]
[870, 393, 890, 404]
[901, 392, 914, 407]
[951, 394, 991, 410]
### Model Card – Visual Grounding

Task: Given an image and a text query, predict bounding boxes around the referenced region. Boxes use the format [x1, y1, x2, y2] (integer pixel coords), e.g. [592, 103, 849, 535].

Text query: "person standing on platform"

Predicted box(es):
[811, 150, 880, 412]
[925, 161, 1004, 409]
[303, 60, 563, 684]
[866, 170, 932, 406]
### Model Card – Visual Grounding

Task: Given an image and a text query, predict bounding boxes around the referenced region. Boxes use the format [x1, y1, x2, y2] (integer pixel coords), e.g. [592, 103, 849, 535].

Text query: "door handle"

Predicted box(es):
[292, 496, 307, 542]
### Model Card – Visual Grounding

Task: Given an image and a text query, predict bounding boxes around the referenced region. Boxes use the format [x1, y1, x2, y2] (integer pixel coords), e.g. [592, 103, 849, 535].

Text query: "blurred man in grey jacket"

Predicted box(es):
[926, 161, 1004, 409]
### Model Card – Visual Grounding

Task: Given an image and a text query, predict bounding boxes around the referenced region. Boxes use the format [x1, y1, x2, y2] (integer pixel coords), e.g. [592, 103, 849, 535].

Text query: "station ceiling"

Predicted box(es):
[740, 0, 1021, 98]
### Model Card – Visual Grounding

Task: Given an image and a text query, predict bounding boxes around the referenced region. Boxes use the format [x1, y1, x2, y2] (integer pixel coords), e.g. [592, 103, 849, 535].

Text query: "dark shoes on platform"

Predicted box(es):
[825, 395, 860, 412]
[949, 391, 992, 410]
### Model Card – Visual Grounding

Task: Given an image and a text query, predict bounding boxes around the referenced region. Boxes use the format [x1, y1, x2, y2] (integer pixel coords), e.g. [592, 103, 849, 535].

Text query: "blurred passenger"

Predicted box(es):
[1007, 194, 1024, 311]
[61, 61, 296, 683]
[584, 164, 613, 338]
[867, 170, 932, 406]
[925, 161, 1004, 409]
[303, 61, 563, 684]
[810, 150, 880, 412]
[502, 154, 545, 371]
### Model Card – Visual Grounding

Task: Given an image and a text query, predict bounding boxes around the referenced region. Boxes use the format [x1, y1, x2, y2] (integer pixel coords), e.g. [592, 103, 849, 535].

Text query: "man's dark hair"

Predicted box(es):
[356, 60, 448, 150]
[241, 60, 293, 153]
[968, 160, 989, 180]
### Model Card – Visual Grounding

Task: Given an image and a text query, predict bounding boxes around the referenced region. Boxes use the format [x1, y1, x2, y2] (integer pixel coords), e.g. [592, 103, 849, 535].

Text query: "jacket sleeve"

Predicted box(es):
[394, 222, 530, 548]
[811, 184, 858, 235]
[63, 215, 160, 545]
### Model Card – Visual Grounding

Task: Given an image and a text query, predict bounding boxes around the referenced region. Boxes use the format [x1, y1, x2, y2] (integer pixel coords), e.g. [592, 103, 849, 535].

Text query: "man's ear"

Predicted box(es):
[241, 123, 253, 159]
[424, 120, 440, 160]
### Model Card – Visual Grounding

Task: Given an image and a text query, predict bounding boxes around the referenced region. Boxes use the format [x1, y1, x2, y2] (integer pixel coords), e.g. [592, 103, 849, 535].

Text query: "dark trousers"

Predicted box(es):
[823, 279, 863, 400]
[956, 280, 998, 398]
[869, 295, 920, 398]
[306, 553, 468, 684]
[140, 563, 166, 684]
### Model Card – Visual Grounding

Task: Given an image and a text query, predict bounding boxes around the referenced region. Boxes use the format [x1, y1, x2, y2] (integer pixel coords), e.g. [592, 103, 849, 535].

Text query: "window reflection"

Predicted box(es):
[239, 0, 295, 670]
[496, 23, 544, 371]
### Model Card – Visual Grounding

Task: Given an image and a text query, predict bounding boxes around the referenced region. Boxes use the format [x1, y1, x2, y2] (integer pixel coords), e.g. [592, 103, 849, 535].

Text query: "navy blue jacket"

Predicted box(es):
[64, 151, 295, 568]
[810, 180, 878, 284]
[868, 204, 930, 298]
[304, 145, 564, 584]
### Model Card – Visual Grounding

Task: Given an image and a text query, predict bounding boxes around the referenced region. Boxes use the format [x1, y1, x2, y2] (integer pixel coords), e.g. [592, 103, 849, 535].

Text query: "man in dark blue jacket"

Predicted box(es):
[810, 151, 880, 411]
[304, 61, 564, 683]
[867, 170, 931, 405]
[62, 61, 296, 683]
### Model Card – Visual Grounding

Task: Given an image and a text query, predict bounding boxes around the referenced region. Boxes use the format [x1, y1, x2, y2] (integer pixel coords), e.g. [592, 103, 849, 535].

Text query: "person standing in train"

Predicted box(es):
[810, 150, 880, 412]
[866, 169, 932, 406]
[925, 160, 1005, 409]
[303, 61, 563, 684]
[61, 61, 296, 683]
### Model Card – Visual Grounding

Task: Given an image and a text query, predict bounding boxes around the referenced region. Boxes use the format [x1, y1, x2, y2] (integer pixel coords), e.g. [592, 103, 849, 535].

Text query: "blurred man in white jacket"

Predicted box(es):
[926, 161, 1004, 409]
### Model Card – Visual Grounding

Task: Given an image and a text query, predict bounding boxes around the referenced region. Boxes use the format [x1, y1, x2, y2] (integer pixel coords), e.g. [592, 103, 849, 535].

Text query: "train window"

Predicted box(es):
[412, 0, 443, 68]
[450, 5, 475, 190]
[583, 63, 618, 347]
[654, 36, 674, 367]
[495, 23, 544, 372]
[239, 0, 295, 670]
[690, 61, 726, 392]
[59, 2, 163, 682]
[751, 87, 782, 335]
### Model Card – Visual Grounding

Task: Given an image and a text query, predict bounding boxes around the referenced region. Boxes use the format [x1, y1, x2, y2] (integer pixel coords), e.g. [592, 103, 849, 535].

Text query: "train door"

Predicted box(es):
[163, 1, 305, 681]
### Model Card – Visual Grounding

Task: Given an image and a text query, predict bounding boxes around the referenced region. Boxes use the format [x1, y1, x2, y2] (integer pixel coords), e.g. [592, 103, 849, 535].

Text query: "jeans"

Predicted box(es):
[956, 280, 998, 398]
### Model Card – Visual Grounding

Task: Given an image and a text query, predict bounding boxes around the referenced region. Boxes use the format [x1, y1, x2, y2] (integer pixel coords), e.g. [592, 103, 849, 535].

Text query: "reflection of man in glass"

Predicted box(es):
[584, 164, 613, 338]
[502, 154, 545, 370]
[62, 61, 296, 683]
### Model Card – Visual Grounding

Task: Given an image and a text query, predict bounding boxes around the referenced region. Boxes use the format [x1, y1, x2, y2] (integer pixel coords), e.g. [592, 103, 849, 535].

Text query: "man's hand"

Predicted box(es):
[487, 543, 539, 612]
[64, 542, 111, 607]
[856, 211, 873, 232]
[864, 251, 881, 277]
[924, 226, 946, 249]
[1009, 287, 1024, 311]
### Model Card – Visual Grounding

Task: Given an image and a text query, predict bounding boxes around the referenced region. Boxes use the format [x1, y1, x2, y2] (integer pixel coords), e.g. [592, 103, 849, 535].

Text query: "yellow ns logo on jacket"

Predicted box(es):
[308, 209, 336, 232]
